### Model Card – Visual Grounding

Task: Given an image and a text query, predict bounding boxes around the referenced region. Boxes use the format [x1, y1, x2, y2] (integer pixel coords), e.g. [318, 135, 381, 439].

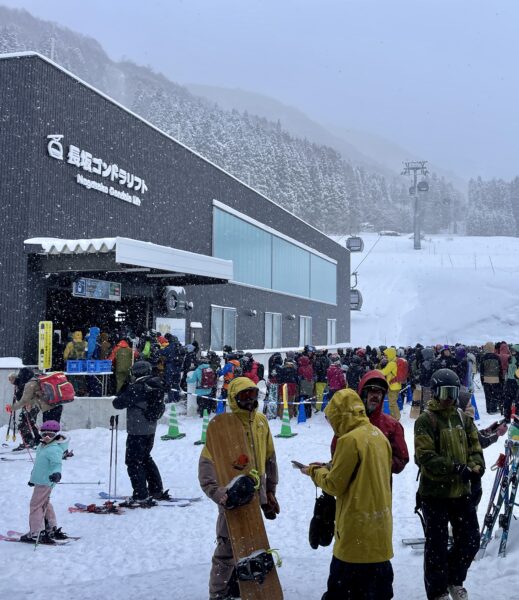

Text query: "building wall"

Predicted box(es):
[0, 54, 350, 361]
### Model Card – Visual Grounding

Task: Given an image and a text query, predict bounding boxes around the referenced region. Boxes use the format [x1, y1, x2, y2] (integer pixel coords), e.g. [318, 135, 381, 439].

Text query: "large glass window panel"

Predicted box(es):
[213, 209, 271, 288]
[311, 254, 337, 304]
[327, 319, 337, 345]
[223, 308, 237, 349]
[272, 237, 310, 298]
[273, 313, 282, 348]
[265, 312, 282, 348]
[211, 307, 223, 351]
[299, 316, 312, 346]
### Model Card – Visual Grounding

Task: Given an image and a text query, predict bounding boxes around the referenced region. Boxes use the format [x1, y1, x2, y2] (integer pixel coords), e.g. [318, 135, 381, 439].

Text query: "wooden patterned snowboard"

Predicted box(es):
[205, 412, 283, 600]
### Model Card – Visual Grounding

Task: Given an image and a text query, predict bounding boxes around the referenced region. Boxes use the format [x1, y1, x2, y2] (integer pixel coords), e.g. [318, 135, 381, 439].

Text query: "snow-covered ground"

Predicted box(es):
[0, 386, 516, 600]
[339, 233, 519, 347]
[1, 233, 518, 599]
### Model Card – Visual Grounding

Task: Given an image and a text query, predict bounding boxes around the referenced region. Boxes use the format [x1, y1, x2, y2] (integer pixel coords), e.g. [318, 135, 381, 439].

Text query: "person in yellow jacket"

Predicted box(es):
[63, 331, 87, 361]
[381, 347, 402, 421]
[198, 377, 279, 600]
[301, 388, 393, 600]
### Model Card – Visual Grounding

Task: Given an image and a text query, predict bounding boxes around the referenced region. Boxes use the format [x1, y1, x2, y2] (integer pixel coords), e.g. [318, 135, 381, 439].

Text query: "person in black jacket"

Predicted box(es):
[112, 360, 167, 506]
[479, 342, 503, 414]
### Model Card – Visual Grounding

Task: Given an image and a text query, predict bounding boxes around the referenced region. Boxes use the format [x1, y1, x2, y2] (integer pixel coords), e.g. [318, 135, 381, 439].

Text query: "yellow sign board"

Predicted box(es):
[38, 321, 53, 371]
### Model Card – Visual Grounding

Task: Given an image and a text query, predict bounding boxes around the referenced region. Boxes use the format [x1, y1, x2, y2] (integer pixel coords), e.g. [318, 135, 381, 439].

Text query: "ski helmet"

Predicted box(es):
[132, 360, 152, 378]
[40, 420, 60, 433]
[358, 370, 388, 399]
[430, 369, 460, 401]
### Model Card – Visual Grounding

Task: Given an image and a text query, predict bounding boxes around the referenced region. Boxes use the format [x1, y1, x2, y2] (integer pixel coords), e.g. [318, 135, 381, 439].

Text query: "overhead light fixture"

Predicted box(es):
[286, 314, 296, 320]
[247, 309, 257, 317]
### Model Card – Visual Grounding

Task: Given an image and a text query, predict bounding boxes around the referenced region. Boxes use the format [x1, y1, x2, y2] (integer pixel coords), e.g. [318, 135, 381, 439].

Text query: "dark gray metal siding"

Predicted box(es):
[0, 54, 350, 361]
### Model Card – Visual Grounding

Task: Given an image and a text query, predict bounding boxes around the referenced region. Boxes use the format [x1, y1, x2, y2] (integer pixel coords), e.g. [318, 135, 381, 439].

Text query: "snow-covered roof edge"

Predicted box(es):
[25, 237, 117, 254]
[1, 51, 348, 256]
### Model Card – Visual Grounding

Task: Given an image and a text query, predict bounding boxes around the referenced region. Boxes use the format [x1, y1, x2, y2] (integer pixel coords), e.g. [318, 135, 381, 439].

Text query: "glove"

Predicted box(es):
[5, 404, 12, 414]
[261, 491, 280, 520]
[27, 482, 35, 487]
[452, 463, 472, 483]
[49, 472, 61, 483]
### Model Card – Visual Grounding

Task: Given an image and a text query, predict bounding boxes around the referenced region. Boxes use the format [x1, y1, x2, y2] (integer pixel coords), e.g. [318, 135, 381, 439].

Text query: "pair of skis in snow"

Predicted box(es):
[478, 438, 519, 559]
[0, 530, 80, 545]
[68, 493, 202, 514]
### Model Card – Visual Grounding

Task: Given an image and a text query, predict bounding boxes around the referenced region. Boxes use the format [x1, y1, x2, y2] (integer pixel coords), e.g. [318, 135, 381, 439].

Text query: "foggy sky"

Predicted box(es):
[2, 0, 518, 181]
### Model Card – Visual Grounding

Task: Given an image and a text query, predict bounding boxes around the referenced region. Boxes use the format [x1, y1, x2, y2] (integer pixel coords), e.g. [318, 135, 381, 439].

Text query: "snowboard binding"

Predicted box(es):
[236, 549, 275, 584]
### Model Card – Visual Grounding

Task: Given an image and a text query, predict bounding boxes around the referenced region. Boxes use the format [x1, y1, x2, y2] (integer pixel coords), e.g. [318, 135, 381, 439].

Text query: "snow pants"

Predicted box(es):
[387, 389, 401, 421]
[483, 382, 502, 414]
[421, 496, 480, 600]
[321, 556, 394, 600]
[29, 485, 57, 535]
[503, 379, 519, 421]
[18, 407, 40, 447]
[125, 434, 163, 500]
[209, 511, 239, 600]
[315, 381, 327, 411]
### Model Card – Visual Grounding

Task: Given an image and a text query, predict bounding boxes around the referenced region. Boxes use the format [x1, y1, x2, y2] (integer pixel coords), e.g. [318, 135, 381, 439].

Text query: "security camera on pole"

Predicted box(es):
[402, 160, 429, 250]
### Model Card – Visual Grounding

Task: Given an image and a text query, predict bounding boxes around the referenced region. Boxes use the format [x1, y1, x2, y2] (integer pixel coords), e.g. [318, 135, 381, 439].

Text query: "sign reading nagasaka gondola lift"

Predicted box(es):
[46, 135, 147, 207]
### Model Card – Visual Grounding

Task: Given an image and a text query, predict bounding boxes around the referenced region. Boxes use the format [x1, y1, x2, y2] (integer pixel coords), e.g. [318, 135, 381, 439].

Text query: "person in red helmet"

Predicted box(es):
[331, 370, 409, 477]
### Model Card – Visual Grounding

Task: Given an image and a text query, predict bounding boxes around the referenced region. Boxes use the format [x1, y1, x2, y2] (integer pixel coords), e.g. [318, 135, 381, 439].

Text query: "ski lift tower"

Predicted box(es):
[402, 160, 429, 250]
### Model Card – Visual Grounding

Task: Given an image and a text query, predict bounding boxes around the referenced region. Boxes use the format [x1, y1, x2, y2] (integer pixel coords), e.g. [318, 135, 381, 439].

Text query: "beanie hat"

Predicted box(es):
[40, 420, 61, 433]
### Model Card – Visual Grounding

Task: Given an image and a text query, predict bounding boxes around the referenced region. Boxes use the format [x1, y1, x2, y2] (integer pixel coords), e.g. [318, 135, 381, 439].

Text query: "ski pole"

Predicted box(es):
[5, 409, 13, 442]
[108, 415, 115, 502]
[12, 410, 16, 442]
[114, 414, 119, 500]
[58, 481, 105, 485]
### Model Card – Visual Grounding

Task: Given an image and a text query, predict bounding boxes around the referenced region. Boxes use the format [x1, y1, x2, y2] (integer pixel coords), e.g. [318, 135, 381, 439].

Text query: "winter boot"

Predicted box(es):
[19, 532, 39, 544]
[433, 594, 450, 600]
[448, 585, 469, 600]
[120, 496, 157, 508]
[152, 489, 172, 501]
[50, 527, 69, 540]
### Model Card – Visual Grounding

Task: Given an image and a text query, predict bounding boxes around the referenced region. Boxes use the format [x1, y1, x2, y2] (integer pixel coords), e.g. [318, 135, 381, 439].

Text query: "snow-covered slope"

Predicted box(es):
[341, 233, 519, 347]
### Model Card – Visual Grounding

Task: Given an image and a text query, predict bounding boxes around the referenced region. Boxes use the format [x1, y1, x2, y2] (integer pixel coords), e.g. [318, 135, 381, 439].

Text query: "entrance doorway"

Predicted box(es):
[46, 289, 150, 341]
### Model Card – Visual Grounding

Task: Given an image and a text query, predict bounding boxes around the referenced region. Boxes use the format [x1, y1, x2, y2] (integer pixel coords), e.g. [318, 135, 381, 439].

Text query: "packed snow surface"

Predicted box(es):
[0, 385, 517, 600]
[340, 233, 519, 346]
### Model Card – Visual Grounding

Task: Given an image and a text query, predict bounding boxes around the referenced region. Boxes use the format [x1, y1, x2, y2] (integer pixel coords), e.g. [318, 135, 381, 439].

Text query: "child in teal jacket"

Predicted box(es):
[20, 420, 69, 545]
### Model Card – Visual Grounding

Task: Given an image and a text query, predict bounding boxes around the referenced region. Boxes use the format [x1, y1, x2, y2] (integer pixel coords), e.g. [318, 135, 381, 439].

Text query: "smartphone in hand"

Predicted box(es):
[291, 460, 308, 470]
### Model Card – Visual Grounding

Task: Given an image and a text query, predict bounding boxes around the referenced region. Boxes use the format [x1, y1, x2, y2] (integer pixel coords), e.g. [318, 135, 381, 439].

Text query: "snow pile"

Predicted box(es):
[0, 384, 517, 599]
[341, 233, 519, 347]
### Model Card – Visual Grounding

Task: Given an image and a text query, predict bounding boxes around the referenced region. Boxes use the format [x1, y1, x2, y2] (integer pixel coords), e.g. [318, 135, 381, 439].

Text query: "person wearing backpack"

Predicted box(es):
[326, 354, 346, 400]
[189, 354, 217, 416]
[10, 368, 65, 424]
[414, 368, 485, 600]
[479, 342, 503, 414]
[112, 360, 167, 506]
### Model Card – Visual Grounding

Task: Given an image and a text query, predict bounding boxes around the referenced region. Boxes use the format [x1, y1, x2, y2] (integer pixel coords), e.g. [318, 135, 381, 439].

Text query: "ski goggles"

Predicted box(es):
[436, 386, 460, 401]
[364, 384, 386, 395]
[236, 388, 259, 401]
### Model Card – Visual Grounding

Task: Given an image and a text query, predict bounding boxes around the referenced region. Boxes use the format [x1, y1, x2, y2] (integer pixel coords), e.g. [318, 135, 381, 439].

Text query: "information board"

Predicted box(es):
[73, 278, 121, 301]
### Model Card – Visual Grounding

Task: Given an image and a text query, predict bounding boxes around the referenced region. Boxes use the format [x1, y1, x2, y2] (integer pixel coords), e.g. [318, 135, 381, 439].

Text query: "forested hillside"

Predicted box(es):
[0, 6, 464, 234]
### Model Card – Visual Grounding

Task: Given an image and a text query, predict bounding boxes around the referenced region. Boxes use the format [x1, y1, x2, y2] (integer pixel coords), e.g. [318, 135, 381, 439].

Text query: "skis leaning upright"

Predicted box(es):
[498, 440, 519, 557]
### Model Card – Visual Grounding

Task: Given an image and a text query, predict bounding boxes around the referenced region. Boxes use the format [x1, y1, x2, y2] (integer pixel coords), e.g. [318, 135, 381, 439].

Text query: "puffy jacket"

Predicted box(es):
[30, 435, 69, 486]
[414, 399, 485, 498]
[199, 377, 278, 510]
[381, 348, 401, 391]
[309, 389, 393, 564]
[112, 375, 164, 435]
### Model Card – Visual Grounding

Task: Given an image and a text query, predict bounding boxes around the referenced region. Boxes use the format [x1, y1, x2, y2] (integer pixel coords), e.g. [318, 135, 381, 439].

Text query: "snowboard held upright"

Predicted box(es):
[205, 413, 283, 600]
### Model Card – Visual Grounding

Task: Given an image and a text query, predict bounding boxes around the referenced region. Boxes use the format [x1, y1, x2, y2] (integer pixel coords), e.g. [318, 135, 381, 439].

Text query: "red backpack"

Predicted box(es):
[393, 358, 409, 384]
[37, 372, 75, 406]
[200, 367, 217, 389]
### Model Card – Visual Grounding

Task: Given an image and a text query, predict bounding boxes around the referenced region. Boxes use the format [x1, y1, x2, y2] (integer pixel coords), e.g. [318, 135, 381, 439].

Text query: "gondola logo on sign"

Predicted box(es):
[46, 135, 147, 207]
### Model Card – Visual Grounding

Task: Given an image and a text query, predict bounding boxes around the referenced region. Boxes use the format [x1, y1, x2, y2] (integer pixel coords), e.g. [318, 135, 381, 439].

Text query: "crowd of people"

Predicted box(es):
[6, 338, 519, 599]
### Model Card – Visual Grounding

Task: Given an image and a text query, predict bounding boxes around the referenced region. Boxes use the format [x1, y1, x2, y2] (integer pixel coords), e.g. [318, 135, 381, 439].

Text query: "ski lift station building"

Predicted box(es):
[0, 53, 351, 366]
